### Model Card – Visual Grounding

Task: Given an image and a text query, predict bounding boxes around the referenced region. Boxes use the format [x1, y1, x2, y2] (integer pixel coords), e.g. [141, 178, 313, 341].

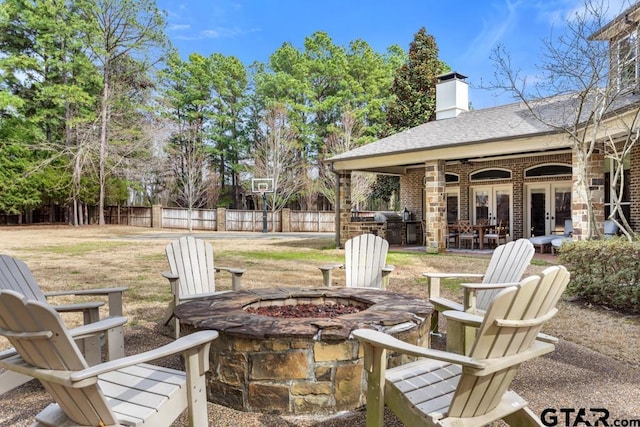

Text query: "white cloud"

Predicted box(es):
[463, 0, 524, 63]
[168, 24, 191, 31]
[173, 26, 259, 41]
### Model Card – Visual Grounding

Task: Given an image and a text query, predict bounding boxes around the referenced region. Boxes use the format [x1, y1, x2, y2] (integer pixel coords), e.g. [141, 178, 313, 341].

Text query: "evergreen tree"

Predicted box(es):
[386, 27, 450, 132]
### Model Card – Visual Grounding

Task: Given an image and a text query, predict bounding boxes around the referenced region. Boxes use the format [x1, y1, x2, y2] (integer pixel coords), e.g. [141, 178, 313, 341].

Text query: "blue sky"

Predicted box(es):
[156, 0, 631, 109]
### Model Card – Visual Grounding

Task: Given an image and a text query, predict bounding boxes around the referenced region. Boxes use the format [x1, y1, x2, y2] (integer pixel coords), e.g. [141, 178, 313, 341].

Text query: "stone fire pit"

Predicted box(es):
[174, 287, 432, 416]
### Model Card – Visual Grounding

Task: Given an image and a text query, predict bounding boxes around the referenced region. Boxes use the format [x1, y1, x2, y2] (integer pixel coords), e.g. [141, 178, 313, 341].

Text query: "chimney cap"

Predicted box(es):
[436, 71, 468, 82]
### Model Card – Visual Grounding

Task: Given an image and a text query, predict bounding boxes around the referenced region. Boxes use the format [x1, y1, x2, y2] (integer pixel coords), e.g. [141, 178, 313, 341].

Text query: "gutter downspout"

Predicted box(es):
[330, 162, 341, 249]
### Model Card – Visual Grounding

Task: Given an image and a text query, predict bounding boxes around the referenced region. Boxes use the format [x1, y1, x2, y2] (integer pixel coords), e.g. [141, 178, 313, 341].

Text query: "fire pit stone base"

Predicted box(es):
[175, 287, 432, 415]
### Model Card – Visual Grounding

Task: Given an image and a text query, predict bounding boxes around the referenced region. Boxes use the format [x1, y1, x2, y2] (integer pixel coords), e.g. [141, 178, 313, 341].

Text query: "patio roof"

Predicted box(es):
[327, 91, 640, 174]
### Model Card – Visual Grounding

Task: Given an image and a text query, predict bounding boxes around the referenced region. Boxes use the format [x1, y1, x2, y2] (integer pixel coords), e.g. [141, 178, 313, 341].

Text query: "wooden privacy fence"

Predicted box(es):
[105, 206, 336, 233]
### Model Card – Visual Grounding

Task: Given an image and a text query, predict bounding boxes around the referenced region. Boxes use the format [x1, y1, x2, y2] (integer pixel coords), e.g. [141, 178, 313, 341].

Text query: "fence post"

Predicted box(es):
[151, 205, 162, 228]
[282, 208, 291, 232]
[216, 207, 226, 231]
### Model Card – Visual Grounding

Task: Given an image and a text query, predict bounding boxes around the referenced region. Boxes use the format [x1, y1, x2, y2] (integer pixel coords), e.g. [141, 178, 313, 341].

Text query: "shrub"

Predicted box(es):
[558, 238, 640, 313]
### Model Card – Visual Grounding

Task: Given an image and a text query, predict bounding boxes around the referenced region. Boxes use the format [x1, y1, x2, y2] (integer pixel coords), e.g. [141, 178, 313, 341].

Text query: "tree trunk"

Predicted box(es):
[98, 63, 110, 226]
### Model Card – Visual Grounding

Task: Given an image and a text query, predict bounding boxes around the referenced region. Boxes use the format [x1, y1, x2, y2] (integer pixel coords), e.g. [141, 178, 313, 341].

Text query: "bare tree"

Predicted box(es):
[251, 105, 304, 211]
[166, 128, 210, 232]
[319, 109, 376, 207]
[491, 0, 639, 240]
[80, 0, 167, 225]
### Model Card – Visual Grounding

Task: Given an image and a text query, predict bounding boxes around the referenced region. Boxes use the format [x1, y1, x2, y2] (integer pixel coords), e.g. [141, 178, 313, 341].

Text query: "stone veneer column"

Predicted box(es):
[338, 171, 352, 248]
[424, 160, 446, 253]
[151, 204, 162, 228]
[216, 207, 226, 231]
[572, 150, 605, 239]
[281, 208, 291, 232]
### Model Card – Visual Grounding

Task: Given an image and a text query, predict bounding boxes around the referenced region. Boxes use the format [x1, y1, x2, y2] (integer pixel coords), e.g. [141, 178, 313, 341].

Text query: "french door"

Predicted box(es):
[526, 183, 572, 237]
[471, 185, 512, 232]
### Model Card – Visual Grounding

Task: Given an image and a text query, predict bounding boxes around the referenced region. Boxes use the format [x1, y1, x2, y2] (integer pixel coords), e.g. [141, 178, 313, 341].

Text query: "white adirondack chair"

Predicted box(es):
[354, 265, 570, 427]
[424, 238, 534, 335]
[0, 254, 128, 395]
[319, 233, 394, 289]
[0, 289, 217, 427]
[163, 236, 245, 339]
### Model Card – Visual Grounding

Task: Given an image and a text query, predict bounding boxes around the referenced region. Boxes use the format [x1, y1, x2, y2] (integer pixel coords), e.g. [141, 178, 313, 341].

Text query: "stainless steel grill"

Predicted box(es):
[373, 211, 403, 245]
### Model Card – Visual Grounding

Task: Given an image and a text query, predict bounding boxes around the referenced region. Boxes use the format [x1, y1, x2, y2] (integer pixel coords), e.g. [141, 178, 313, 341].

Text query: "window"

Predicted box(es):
[470, 168, 511, 181]
[617, 31, 639, 90]
[605, 157, 631, 220]
[525, 164, 572, 178]
[445, 173, 459, 183]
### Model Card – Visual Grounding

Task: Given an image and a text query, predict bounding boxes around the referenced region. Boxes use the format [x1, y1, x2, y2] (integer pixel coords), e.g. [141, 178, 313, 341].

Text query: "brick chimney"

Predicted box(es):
[435, 72, 469, 120]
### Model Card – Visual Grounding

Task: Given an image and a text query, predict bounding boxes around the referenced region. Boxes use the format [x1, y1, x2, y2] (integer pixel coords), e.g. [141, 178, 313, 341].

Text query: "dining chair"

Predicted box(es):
[457, 220, 476, 249]
[485, 219, 509, 248]
[445, 222, 459, 248]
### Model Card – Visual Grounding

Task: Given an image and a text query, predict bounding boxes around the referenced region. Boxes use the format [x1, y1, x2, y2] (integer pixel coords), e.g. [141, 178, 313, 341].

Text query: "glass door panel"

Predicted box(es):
[526, 183, 571, 237]
[530, 188, 547, 236]
[472, 185, 512, 234]
[495, 189, 511, 230]
[553, 185, 572, 233]
[474, 189, 489, 223]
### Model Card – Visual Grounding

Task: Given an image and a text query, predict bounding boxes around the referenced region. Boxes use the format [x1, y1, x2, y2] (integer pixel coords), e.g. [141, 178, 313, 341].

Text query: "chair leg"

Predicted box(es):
[174, 316, 181, 340]
[503, 406, 545, 426]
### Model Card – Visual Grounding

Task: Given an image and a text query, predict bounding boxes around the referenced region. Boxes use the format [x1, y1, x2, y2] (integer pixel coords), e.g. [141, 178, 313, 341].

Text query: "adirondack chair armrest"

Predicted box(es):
[475, 340, 556, 376]
[459, 281, 521, 290]
[443, 310, 559, 349]
[0, 317, 128, 377]
[69, 330, 219, 383]
[45, 287, 128, 297]
[68, 316, 128, 341]
[162, 271, 179, 281]
[423, 272, 485, 299]
[51, 301, 104, 312]
[381, 265, 394, 274]
[319, 264, 345, 287]
[45, 287, 128, 317]
[215, 266, 245, 275]
[215, 266, 245, 291]
[51, 302, 104, 324]
[162, 271, 180, 296]
[352, 328, 484, 370]
[442, 310, 483, 327]
[460, 281, 520, 313]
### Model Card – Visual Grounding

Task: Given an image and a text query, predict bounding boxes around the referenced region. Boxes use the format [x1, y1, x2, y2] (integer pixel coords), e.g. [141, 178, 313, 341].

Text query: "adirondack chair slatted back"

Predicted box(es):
[475, 238, 535, 310]
[344, 234, 389, 288]
[166, 236, 216, 297]
[0, 255, 47, 302]
[448, 265, 570, 418]
[0, 290, 117, 426]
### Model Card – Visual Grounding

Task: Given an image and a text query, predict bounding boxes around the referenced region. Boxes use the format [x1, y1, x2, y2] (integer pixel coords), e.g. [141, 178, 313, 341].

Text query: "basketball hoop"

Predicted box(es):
[251, 178, 274, 233]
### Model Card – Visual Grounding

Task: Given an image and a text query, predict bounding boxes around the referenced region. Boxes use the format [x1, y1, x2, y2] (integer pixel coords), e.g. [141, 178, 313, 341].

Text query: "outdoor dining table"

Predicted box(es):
[451, 222, 495, 250]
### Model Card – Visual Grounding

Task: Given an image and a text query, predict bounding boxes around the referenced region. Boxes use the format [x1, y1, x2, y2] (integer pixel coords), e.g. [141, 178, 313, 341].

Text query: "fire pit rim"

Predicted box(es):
[173, 286, 433, 340]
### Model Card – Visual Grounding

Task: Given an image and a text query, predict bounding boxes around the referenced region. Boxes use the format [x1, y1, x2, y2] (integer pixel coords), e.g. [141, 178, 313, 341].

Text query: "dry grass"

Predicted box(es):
[1, 225, 639, 426]
[1, 224, 639, 363]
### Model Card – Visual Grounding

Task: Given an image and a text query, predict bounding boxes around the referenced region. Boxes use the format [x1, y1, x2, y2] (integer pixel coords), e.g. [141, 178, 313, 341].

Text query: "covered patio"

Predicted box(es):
[327, 72, 638, 252]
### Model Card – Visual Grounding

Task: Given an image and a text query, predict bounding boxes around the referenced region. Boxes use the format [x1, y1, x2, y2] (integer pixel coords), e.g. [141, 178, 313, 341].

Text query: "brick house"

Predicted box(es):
[326, 4, 640, 252]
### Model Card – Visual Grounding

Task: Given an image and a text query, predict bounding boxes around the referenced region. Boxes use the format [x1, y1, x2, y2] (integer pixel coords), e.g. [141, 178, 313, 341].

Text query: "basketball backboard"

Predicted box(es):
[251, 178, 274, 193]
